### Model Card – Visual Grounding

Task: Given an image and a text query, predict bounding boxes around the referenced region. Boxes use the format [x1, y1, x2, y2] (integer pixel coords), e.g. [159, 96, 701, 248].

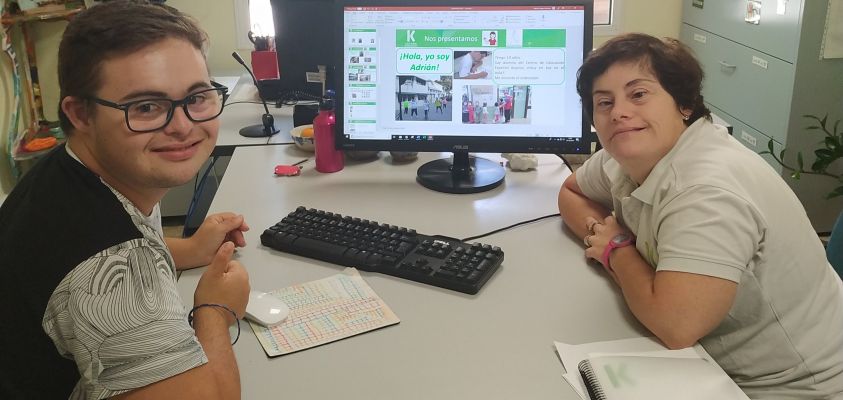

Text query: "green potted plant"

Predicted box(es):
[761, 114, 843, 199]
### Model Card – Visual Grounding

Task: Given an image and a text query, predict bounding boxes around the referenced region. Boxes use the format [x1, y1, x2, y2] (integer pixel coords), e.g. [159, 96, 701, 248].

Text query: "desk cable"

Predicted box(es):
[225, 100, 265, 107]
[459, 155, 570, 241]
[555, 154, 574, 173]
[461, 213, 560, 242]
[275, 90, 321, 107]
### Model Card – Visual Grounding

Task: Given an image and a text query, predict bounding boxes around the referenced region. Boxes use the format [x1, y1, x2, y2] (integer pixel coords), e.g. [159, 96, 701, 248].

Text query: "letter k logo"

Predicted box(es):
[407, 30, 416, 42]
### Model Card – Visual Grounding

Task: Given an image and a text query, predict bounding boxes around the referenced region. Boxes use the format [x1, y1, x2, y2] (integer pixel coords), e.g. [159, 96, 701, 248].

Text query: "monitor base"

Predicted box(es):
[416, 151, 505, 194]
[239, 123, 280, 138]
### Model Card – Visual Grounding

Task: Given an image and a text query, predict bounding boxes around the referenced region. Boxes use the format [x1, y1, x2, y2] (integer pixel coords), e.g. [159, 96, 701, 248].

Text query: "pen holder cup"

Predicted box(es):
[251, 50, 280, 80]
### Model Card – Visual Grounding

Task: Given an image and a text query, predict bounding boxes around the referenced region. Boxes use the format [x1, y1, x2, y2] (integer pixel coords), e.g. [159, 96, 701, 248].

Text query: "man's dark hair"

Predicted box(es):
[576, 33, 710, 126]
[57, 0, 208, 134]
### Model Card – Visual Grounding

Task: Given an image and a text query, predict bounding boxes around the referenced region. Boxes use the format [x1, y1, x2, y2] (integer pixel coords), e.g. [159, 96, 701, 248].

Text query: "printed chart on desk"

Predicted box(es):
[250, 268, 400, 357]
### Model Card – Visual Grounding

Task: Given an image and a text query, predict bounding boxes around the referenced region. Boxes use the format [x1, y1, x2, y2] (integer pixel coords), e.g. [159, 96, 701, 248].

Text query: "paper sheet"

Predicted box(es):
[250, 268, 400, 357]
[211, 76, 241, 92]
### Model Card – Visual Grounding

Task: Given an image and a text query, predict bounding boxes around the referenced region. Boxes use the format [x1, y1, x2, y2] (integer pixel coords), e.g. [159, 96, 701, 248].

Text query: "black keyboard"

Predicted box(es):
[260, 206, 504, 294]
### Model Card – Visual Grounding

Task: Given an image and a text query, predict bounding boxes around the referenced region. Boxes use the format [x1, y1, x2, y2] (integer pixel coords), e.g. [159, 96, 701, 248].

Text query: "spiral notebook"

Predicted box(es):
[577, 355, 749, 400]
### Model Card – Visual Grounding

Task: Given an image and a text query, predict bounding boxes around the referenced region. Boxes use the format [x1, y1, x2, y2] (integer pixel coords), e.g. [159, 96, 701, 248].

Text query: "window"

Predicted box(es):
[594, 0, 612, 25]
[593, 0, 620, 36]
[234, 0, 275, 49]
[248, 0, 275, 36]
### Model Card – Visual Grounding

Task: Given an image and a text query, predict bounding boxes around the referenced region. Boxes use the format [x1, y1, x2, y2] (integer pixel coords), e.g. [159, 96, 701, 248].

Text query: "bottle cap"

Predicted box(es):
[319, 96, 335, 111]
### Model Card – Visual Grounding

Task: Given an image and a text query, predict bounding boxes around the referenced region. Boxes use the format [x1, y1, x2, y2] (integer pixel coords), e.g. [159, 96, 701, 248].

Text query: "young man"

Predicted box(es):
[455, 51, 489, 79]
[0, 1, 251, 399]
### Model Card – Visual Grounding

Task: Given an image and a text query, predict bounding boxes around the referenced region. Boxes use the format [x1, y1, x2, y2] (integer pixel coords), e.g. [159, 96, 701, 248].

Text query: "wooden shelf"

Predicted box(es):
[1, 6, 83, 26]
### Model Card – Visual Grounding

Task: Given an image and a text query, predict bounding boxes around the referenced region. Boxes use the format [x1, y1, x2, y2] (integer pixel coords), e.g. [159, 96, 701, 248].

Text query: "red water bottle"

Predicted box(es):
[313, 94, 344, 173]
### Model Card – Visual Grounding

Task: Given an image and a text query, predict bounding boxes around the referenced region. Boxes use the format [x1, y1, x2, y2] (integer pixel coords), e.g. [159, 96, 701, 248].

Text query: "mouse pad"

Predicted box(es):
[248, 268, 400, 357]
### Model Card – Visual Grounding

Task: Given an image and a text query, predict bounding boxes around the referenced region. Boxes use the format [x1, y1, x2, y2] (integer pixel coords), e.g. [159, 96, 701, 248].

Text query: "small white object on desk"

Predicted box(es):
[502, 153, 538, 171]
[245, 290, 290, 327]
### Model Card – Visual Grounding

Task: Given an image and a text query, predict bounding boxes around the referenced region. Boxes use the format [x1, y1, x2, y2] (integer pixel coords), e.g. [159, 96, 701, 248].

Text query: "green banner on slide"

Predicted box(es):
[396, 29, 507, 48]
[522, 29, 566, 47]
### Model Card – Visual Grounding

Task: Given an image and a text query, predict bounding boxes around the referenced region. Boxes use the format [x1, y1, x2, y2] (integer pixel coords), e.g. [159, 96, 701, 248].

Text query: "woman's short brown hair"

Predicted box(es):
[576, 33, 710, 126]
[58, 0, 208, 134]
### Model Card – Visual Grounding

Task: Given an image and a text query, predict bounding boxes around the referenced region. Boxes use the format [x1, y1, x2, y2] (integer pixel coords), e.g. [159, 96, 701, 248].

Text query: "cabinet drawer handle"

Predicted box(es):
[719, 61, 737, 70]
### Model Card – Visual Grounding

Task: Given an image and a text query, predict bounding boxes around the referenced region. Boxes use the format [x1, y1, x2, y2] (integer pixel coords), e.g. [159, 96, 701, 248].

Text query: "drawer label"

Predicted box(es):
[752, 56, 768, 69]
[693, 34, 707, 44]
[740, 130, 757, 147]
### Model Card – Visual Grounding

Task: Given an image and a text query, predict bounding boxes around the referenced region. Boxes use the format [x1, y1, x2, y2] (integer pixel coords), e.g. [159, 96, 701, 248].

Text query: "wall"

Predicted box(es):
[594, 0, 682, 47]
[165, 0, 253, 76]
[21, 0, 251, 123]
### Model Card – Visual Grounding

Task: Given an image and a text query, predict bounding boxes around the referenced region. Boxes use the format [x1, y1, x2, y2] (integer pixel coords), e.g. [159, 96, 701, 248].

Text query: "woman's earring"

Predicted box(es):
[682, 114, 690, 121]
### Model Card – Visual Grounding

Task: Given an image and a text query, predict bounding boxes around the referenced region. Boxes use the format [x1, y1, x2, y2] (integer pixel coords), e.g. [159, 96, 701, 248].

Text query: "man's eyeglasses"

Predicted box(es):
[87, 82, 230, 133]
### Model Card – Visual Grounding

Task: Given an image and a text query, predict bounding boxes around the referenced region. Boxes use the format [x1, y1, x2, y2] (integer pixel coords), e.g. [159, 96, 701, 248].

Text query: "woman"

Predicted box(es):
[493, 101, 501, 123]
[558, 33, 843, 399]
[462, 100, 470, 123]
[478, 102, 488, 124]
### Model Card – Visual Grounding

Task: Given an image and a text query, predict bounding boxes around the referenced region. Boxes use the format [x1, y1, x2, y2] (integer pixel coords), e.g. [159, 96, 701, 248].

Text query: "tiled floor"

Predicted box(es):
[163, 225, 184, 238]
[162, 216, 186, 238]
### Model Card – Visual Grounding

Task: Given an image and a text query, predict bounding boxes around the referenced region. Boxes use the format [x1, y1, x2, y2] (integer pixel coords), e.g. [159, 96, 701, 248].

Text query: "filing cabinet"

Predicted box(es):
[680, 0, 843, 232]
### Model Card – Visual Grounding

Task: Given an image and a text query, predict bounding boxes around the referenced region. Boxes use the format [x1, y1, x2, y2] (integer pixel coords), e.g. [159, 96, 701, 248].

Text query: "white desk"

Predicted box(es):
[176, 147, 650, 399]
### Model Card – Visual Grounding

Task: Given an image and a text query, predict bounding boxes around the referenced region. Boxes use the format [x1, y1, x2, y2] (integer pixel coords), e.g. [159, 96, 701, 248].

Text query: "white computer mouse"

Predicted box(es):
[245, 290, 290, 326]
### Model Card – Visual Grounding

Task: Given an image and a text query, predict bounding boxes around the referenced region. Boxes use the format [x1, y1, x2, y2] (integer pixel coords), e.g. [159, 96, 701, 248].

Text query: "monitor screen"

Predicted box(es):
[270, 0, 335, 98]
[335, 0, 593, 193]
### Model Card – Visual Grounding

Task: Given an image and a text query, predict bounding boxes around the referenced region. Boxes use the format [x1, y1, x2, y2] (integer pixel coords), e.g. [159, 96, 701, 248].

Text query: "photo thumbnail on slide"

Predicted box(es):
[395, 75, 453, 122]
[454, 51, 493, 80]
[461, 85, 529, 125]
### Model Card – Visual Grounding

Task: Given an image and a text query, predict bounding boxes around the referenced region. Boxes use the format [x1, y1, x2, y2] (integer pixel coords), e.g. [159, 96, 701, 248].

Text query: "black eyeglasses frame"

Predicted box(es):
[86, 81, 230, 133]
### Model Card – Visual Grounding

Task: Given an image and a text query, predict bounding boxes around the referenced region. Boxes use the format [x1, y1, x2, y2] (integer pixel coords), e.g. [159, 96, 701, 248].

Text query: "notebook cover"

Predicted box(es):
[577, 355, 748, 400]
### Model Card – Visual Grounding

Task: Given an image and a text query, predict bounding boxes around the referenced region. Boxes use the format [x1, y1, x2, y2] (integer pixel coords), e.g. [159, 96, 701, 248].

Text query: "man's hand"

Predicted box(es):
[167, 213, 250, 269]
[194, 242, 250, 321]
[192, 212, 250, 258]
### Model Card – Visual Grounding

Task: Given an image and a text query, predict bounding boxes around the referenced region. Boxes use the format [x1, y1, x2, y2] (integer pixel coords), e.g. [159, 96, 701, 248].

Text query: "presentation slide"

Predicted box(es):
[343, 6, 585, 140]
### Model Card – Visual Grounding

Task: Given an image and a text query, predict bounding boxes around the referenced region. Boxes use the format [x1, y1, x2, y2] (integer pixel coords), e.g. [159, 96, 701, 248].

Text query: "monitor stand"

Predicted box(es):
[416, 151, 505, 194]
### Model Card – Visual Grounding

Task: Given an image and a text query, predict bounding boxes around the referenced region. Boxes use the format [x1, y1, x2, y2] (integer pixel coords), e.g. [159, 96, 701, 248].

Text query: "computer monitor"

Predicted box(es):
[335, 0, 593, 194]
[270, 0, 335, 98]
